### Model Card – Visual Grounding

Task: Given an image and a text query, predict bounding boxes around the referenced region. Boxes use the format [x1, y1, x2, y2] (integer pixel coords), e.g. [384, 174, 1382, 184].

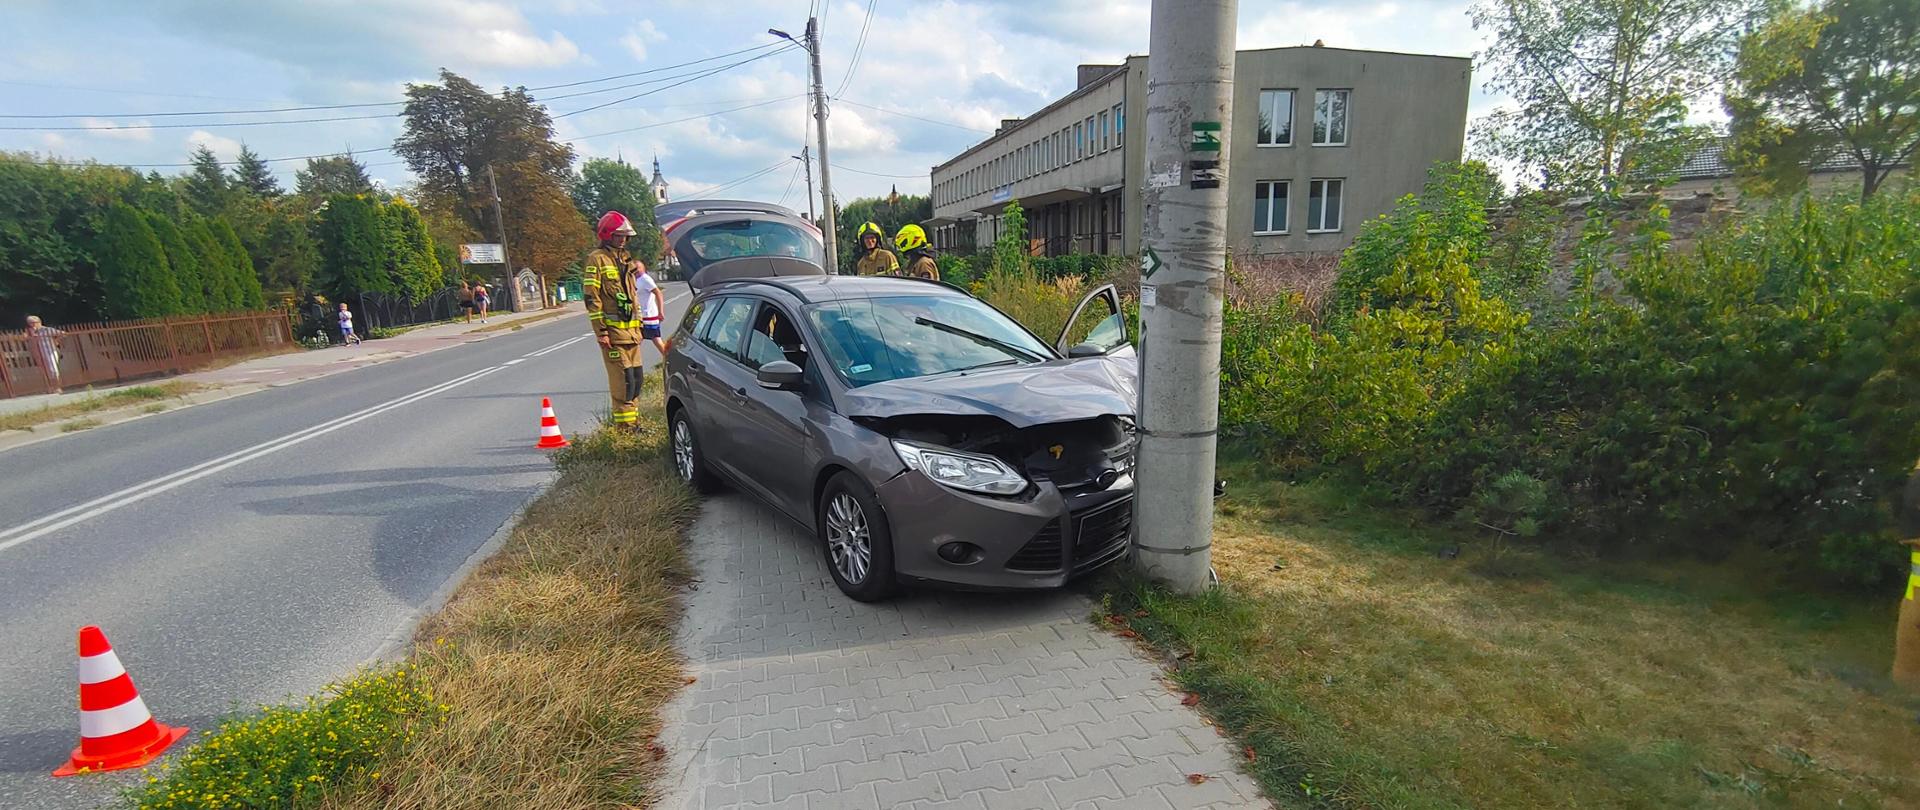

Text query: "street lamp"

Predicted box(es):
[772, 20, 837, 272]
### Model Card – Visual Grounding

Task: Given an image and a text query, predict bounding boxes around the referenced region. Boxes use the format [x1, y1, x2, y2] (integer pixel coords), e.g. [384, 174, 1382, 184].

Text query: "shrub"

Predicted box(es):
[94, 202, 183, 319]
[1327, 162, 1504, 327]
[125, 665, 440, 809]
[977, 268, 1085, 342]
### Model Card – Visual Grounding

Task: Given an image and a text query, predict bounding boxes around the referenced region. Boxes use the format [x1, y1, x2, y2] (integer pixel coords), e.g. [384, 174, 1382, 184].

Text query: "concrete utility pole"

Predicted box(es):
[805, 18, 838, 273]
[796, 145, 817, 222]
[485, 165, 520, 312]
[1131, 0, 1238, 593]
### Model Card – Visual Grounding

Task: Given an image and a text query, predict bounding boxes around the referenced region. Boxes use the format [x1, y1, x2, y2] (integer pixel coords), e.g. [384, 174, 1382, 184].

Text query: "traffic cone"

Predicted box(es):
[536, 397, 569, 449]
[52, 626, 188, 777]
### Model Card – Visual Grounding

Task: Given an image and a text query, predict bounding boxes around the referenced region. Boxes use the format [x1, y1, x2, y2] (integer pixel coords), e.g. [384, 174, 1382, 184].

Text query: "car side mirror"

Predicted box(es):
[1066, 342, 1107, 359]
[756, 359, 806, 390]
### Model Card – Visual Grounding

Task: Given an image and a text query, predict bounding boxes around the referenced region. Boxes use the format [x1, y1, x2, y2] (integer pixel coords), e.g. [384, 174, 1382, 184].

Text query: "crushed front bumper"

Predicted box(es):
[875, 471, 1134, 590]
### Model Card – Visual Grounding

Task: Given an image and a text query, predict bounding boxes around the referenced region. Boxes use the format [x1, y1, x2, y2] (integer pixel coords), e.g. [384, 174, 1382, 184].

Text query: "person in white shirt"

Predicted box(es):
[633, 259, 668, 360]
[337, 302, 361, 346]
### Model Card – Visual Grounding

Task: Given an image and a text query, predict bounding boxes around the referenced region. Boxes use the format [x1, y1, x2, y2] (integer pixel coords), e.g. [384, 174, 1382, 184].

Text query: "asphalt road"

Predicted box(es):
[0, 286, 688, 809]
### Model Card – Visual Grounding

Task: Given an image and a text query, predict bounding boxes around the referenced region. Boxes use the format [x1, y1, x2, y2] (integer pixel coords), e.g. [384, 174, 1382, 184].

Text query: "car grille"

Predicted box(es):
[1006, 520, 1064, 572]
[1070, 496, 1133, 575]
[1002, 495, 1135, 575]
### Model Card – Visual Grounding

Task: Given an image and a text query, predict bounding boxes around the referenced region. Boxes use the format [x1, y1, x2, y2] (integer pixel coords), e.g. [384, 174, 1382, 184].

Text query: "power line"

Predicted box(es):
[835, 99, 994, 134]
[0, 42, 788, 120]
[681, 159, 791, 200]
[554, 45, 798, 118]
[5, 49, 797, 132]
[776, 159, 805, 207]
[565, 95, 802, 140]
[830, 163, 924, 179]
[833, 0, 878, 97]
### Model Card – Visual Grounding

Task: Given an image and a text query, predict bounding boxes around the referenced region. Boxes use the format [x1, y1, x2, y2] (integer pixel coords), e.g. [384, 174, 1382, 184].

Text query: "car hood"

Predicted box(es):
[843, 357, 1136, 428]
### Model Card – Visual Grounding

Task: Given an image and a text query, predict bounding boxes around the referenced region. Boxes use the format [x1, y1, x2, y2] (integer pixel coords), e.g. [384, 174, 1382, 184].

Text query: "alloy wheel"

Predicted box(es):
[672, 418, 695, 484]
[825, 492, 872, 584]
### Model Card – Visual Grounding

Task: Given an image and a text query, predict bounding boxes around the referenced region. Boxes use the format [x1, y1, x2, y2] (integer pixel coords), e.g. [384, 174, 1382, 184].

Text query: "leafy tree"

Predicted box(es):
[143, 212, 208, 313]
[991, 201, 1029, 277]
[1329, 163, 1509, 326]
[1725, 0, 1920, 197]
[834, 192, 932, 272]
[212, 217, 265, 308]
[0, 155, 107, 323]
[380, 199, 442, 301]
[393, 70, 587, 285]
[571, 157, 661, 260]
[183, 145, 230, 216]
[183, 217, 241, 311]
[1471, 0, 1749, 190]
[93, 202, 182, 319]
[232, 145, 283, 197]
[313, 194, 388, 300]
[295, 155, 375, 198]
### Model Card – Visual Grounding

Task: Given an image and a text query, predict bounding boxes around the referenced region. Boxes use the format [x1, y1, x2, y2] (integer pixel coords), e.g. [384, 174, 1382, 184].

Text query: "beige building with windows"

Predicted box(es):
[928, 45, 1471, 258]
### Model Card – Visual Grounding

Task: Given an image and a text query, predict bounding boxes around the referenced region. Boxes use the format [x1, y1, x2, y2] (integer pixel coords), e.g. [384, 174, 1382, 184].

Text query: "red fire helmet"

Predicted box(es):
[596, 211, 637, 242]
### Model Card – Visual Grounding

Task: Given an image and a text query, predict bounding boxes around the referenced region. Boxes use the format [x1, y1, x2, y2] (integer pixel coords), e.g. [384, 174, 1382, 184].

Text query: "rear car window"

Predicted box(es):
[698, 297, 756, 363]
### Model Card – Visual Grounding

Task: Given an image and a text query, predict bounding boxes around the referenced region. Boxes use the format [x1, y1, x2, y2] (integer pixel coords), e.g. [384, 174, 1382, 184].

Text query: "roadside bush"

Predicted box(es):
[1326, 162, 1504, 328]
[977, 268, 1085, 341]
[125, 665, 439, 809]
[1399, 191, 1920, 583]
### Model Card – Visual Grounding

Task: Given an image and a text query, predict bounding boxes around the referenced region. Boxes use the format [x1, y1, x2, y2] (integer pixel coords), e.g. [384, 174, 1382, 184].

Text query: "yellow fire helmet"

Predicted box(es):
[893, 223, 929, 252]
[856, 221, 884, 241]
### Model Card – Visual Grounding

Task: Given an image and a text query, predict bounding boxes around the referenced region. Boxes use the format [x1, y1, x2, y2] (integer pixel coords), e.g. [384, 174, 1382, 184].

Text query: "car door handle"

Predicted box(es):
[688, 360, 703, 372]
[733, 386, 749, 399]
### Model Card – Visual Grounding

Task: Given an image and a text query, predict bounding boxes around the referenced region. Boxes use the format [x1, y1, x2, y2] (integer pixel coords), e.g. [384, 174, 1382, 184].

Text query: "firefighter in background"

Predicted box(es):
[584, 211, 647, 430]
[893, 224, 940, 281]
[1894, 461, 1920, 687]
[854, 221, 898, 276]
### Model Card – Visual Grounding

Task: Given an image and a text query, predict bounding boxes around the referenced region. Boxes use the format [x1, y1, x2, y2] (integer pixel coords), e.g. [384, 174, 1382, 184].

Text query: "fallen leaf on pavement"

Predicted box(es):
[682, 676, 698, 685]
[1187, 773, 1209, 784]
[1181, 693, 1201, 706]
[648, 742, 667, 761]
[1243, 746, 1257, 762]
[1117, 628, 1139, 638]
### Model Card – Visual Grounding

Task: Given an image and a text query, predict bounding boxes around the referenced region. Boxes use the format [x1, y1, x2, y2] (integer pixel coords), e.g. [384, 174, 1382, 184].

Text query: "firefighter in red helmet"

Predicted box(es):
[585, 211, 647, 429]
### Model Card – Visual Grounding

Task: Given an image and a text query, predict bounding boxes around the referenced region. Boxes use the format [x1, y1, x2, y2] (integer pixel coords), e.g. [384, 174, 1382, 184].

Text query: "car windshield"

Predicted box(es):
[678, 218, 823, 271]
[805, 295, 1056, 386]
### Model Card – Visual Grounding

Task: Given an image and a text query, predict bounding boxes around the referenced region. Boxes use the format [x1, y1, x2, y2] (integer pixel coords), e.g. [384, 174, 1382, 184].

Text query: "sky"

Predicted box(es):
[0, 0, 1498, 207]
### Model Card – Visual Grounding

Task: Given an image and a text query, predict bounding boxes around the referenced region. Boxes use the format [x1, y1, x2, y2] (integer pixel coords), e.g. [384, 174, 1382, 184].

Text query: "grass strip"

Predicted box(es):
[1103, 459, 1920, 809]
[466, 308, 574, 334]
[0, 382, 208, 432]
[127, 392, 697, 809]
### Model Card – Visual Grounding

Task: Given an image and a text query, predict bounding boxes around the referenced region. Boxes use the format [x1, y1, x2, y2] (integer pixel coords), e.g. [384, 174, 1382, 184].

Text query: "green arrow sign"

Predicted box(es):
[1141, 247, 1164, 279]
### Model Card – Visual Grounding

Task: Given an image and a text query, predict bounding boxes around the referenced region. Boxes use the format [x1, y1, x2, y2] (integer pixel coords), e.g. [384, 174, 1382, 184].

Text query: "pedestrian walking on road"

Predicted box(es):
[893, 224, 941, 281]
[634, 257, 668, 360]
[854, 221, 898, 276]
[585, 211, 648, 430]
[24, 315, 67, 394]
[337, 302, 362, 346]
[474, 284, 491, 322]
[457, 281, 476, 323]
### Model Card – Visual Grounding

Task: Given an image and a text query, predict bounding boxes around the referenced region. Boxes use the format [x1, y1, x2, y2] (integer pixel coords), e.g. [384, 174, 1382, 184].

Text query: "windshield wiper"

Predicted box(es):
[913, 317, 1047, 363]
[951, 358, 1025, 373]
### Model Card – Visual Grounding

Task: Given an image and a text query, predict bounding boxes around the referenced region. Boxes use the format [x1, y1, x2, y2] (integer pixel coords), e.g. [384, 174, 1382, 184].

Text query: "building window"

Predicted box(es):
[1307, 179, 1344, 232]
[1073, 122, 1084, 161]
[1114, 103, 1124, 140]
[1257, 89, 1294, 147]
[1314, 89, 1349, 146]
[1062, 127, 1070, 164]
[1254, 181, 1289, 234]
[1084, 116, 1094, 156]
[1099, 110, 1110, 151]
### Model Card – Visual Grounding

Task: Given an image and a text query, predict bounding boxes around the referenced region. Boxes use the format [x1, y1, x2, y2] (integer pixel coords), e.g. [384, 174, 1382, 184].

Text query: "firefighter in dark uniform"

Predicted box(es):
[585, 211, 647, 430]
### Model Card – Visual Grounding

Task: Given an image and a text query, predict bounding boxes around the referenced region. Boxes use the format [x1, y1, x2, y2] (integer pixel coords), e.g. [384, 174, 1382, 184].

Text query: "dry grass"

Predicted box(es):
[320, 392, 698, 809]
[1109, 453, 1920, 809]
[0, 381, 208, 432]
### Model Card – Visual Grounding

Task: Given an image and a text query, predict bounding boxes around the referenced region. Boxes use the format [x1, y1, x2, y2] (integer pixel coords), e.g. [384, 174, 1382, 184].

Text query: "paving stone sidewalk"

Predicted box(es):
[655, 495, 1267, 810]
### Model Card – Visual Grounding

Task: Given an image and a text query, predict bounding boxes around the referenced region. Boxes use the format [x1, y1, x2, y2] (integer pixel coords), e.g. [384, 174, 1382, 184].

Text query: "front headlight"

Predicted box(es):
[892, 440, 1028, 496]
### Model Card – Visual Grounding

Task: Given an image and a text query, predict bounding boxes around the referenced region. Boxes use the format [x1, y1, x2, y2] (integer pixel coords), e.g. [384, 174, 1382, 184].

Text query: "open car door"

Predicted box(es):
[1054, 283, 1134, 359]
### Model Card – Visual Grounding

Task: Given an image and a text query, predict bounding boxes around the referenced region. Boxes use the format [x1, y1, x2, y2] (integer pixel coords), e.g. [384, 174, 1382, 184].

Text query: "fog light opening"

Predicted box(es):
[937, 542, 982, 564]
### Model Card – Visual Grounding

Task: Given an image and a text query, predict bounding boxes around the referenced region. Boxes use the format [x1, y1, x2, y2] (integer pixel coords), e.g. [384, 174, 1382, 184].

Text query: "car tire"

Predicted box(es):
[670, 408, 720, 494]
[818, 472, 898, 602]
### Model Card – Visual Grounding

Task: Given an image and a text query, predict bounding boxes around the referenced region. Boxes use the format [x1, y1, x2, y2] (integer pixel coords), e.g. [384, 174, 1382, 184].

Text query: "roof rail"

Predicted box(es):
[705, 276, 815, 304]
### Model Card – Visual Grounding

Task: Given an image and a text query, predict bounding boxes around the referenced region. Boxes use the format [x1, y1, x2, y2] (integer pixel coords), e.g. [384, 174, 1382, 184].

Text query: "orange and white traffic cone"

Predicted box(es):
[52, 626, 189, 777]
[536, 397, 569, 449]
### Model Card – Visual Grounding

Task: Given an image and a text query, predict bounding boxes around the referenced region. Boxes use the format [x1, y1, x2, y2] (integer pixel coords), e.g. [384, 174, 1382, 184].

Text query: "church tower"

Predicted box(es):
[651, 155, 669, 204]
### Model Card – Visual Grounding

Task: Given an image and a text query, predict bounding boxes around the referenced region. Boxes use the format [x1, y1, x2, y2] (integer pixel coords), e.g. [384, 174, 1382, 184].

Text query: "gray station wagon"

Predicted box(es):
[661, 212, 1136, 601]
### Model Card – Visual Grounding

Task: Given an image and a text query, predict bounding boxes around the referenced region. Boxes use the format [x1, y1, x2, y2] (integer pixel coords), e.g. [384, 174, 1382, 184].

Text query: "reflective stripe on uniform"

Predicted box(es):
[1907, 550, 1919, 600]
[588, 312, 605, 321]
[610, 410, 639, 423]
[603, 319, 644, 329]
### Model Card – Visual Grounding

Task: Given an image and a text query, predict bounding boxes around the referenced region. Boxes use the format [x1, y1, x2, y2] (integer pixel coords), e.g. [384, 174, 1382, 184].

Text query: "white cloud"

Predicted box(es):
[80, 118, 155, 142]
[187, 130, 244, 161]
[621, 19, 667, 62]
[40, 132, 68, 151]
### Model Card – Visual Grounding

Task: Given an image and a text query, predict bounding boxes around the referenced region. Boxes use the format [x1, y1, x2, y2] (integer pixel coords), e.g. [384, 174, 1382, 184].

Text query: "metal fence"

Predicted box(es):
[0, 311, 296, 399]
